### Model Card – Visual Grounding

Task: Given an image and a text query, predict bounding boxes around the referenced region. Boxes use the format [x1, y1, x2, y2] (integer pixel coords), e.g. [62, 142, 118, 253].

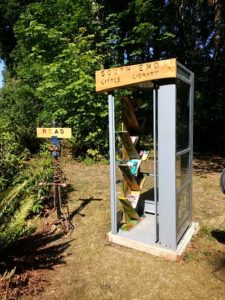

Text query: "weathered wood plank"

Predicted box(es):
[118, 196, 140, 221]
[121, 97, 140, 133]
[95, 58, 177, 92]
[118, 164, 140, 191]
[118, 131, 140, 159]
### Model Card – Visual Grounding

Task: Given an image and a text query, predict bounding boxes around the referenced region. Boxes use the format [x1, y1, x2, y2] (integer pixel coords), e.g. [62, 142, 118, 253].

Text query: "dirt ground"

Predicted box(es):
[3, 155, 225, 300]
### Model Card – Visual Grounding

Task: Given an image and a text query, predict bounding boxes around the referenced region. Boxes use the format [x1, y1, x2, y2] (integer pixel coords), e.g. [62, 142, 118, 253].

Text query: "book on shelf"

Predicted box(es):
[127, 191, 140, 208]
[127, 159, 141, 176]
[139, 150, 149, 161]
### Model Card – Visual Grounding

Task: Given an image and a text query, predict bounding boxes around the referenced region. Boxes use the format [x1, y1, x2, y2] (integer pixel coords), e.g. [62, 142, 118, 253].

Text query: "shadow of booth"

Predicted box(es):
[211, 229, 225, 244]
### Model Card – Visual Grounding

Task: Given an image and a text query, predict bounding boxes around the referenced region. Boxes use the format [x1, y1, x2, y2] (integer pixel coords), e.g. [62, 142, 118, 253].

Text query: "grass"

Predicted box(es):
[18, 156, 225, 299]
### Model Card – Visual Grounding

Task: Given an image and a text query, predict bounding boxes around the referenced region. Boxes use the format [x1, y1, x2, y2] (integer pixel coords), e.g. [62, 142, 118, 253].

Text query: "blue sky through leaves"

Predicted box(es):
[0, 60, 4, 88]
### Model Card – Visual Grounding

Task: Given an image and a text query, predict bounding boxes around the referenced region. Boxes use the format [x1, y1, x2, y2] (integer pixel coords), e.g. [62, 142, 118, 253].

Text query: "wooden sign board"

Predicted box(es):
[36, 128, 72, 138]
[95, 58, 177, 92]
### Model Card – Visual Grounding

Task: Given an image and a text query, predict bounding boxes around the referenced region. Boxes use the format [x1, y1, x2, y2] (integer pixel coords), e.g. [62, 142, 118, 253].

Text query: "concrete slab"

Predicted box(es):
[118, 214, 156, 244]
[107, 222, 200, 261]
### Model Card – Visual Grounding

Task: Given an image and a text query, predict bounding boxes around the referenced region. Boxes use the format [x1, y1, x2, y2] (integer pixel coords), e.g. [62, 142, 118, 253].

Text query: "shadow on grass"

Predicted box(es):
[69, 197, 102, 219]
[211, 229, 225, 244]
[0, 231, 72, 275]
[193, 154, 225, 174]
[0, 230, 73, 298]
[210, 231, 225, 282]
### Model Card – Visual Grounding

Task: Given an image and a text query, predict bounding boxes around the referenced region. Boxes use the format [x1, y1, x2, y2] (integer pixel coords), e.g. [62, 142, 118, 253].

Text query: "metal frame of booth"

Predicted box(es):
[96, 58, 198, 258]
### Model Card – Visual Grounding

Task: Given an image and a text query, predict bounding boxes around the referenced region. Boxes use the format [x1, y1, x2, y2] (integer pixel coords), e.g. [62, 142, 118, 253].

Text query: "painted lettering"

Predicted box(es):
[146, 63, 152, 70]
[154, 62, 159, 69]
[100, 77, 120, 85]
[113, 69, 118, 75]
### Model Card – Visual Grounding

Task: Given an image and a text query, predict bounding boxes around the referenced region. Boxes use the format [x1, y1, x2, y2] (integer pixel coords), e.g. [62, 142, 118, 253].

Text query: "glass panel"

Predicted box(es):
[176, 152, 190, 190]
[176, 184, 191, 228]
[176, 80, 190, 152]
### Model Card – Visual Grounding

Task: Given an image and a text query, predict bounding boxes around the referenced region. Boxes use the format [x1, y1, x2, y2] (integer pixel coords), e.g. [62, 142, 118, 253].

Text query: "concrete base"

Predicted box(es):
[107, 222, 199, 261]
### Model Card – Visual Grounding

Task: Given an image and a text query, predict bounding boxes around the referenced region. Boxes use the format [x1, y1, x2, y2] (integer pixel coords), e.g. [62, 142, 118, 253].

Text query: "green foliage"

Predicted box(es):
[0, 118, 29, 191]
[0, 145, 53, 253]
[34, 34, 108, 155]
[0, 76, 42, 152]
[0, 0, 224, 256]
[0, 182, 33, 252]
[0, 0, 34, 66]
[0, 0, 225, 155]
[0, 0, 109, 156]
[0, 181, 28, 221]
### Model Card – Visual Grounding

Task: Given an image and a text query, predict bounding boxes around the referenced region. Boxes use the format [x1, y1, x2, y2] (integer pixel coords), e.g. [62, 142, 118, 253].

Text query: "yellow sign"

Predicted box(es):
[36, 128, 72, 138]
[95, 58, 177, 92]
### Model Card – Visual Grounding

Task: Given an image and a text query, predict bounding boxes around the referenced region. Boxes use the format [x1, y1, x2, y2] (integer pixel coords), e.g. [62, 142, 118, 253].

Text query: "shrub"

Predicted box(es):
[0, 145, 53, 254]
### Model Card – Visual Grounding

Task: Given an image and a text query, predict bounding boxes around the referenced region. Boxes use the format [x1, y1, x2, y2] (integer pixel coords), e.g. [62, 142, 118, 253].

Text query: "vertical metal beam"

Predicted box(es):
[189, 73, 195, 217]
[153, 86, 158, 242]
[108, 94, 117, 234]
[158, 84, 177, 250]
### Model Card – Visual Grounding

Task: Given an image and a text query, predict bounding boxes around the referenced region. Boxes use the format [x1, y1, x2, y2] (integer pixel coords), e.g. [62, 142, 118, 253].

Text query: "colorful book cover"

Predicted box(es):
[127, 159, 141, 176]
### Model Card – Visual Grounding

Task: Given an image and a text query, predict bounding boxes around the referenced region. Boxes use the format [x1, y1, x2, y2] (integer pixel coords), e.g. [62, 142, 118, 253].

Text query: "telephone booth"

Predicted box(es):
[95, 58, 198, 259]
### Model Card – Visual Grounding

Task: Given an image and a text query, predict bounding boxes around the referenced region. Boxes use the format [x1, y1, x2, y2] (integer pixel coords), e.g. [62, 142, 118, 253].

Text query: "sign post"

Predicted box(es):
[37, 126, 73, 233]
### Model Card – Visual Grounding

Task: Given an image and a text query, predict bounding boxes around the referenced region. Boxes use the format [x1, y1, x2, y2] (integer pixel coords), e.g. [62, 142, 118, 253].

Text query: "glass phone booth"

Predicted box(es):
[95, 58, 198, 259]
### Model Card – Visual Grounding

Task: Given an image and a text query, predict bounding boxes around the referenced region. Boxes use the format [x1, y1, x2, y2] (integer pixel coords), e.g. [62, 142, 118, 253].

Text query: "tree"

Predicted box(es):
[0, 0, 225, 154]
[0, 0, 35, 68]
[1, 0, 109, 156]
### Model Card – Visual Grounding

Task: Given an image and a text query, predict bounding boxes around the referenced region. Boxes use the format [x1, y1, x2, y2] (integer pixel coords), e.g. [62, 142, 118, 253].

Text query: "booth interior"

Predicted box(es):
[95, 58, 198, 256]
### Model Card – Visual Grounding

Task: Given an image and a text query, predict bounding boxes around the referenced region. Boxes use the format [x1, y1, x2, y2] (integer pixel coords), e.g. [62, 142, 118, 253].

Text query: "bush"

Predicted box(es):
[0, 145, 54, 254]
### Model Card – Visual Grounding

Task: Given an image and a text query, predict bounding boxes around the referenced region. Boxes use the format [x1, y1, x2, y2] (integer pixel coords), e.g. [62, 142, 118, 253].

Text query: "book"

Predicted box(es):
[127, 191, 141, 208]
[140, 150, 149, 161]
[127, 159, 141, 176]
